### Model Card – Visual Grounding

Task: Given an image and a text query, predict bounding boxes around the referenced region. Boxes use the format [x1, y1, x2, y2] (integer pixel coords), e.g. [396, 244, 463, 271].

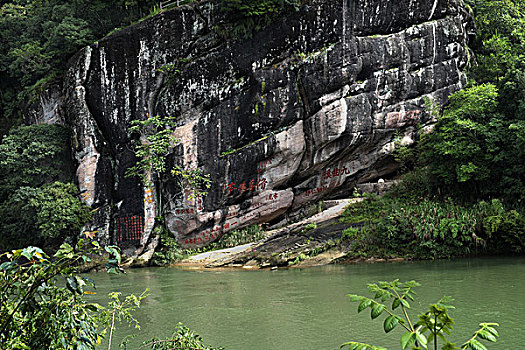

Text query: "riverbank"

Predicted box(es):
[169, 191, 524, 270]
[174, 199, 362, 269]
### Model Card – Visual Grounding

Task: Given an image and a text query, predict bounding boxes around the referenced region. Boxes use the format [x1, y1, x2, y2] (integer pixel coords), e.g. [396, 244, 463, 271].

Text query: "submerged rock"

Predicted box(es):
[57, 0, 471, 255]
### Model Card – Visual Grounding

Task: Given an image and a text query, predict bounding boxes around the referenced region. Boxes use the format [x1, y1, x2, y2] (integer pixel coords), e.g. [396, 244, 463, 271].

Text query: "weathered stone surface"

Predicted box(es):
[23, 84, 65, 126]
[205, 198, 362, 268]
[61, 0, 471, 254]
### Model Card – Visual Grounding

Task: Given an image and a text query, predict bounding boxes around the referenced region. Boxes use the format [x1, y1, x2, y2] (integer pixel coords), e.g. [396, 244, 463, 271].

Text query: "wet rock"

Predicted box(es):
[388, 257, 406, 262]
[23, 84, 65, 126]
[56, 0, 471, 254]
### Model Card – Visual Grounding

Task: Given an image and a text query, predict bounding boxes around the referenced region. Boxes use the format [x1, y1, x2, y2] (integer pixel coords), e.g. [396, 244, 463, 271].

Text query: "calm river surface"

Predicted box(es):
[87, 257, 525, 349]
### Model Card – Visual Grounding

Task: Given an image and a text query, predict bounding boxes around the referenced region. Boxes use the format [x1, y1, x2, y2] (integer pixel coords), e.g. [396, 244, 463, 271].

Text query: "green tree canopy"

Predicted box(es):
[420, 84, 524, 203]
[0, 124, 72, 201]
[0, 182, 92, 250]
[0, 124, 90, 251]
[0, 0, 158, 135]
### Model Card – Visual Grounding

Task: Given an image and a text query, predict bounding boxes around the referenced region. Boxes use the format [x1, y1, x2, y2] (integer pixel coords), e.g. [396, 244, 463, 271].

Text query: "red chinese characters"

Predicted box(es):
[226, 182, 236, 194]
[184, 220, 239, 245]
[238, 182, 247, 192]
[305, 185, 328, 197]
[226, 210, 239, 218]
[175, 208, 195, 215]
[257, 159, 273, 173]
[224, 177, 268, 195]
[257, 178, 267, 190]
[322, 166, 351, 181]
[196, 196, 203, 211]
[266, 193, 278, 201]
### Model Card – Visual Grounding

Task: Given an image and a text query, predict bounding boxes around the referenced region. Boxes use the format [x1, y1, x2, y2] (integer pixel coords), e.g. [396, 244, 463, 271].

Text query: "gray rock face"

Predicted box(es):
[23, 85, 65, 126]
[62, 0, 471, 252]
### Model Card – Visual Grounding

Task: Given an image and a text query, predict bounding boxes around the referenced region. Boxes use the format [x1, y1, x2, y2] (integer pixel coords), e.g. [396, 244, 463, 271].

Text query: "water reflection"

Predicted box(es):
[88, 257, 525, 349]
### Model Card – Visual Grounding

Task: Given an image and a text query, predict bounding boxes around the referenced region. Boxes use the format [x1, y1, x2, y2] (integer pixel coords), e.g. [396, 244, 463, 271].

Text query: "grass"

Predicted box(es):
[153, 224, 266, 265]
[104, 0, 196, 38]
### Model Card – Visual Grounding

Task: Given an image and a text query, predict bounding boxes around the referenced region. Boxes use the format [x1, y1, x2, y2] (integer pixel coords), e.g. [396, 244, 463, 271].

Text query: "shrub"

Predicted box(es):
[341, 227, 359, 241]
[0, 243, 222, 349]
[0, 182, 92, 251]
[0, 242, 121, 349]
[0, 124, 72, 201]
[344, 280, 500, 350]
[340, 196, 525, 259]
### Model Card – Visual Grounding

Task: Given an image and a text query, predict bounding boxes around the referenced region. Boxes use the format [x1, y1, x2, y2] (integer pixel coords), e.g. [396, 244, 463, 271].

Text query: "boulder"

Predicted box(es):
[59, 0, 471, 253]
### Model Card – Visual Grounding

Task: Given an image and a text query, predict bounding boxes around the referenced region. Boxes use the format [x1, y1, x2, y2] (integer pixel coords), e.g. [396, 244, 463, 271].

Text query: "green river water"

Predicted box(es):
[88, 257, 525, 349]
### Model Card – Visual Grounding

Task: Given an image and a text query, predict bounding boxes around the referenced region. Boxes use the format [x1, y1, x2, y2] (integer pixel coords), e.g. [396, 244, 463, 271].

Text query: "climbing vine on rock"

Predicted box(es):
[126, 115, 179, 186]
[126, 115, 210, 207]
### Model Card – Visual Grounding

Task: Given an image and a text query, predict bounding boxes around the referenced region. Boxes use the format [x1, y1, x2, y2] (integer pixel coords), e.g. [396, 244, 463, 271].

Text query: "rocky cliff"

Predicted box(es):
[61, 0, 471, 256]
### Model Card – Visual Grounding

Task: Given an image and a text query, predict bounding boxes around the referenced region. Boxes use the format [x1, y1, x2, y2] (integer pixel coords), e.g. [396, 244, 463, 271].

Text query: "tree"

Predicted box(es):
[418, 84, 524, 203]
[0, 124, 91, 251]
[0, 242, 221, 349]
[467, 0, 525, 120]
[0, 0, 158, 136]
[404, 1, 524, 206]
[0, 124, 72, 201]
[0, 182, 92, 251]
[126, 115, 180, 186]
[126, 114, 210, 209]
[0, 242, 121, 349]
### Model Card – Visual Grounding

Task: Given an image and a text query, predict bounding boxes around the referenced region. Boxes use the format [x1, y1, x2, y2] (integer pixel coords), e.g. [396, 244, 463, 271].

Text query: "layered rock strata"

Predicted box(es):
[63, 0, 471, 254]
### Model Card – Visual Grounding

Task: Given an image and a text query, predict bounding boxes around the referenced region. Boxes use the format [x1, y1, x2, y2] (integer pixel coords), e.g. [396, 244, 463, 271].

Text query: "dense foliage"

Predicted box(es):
[0, 243, 221, 349]
[353, 0, 525, 260]
[0, 124, 71, 200]
[341, 193, 524, 259]
[344, 280, 499, 350]
[417, 84, 524, 203]
[0, 242, 120, 349]
[0, 182, 93, 250]
[413, 0, 525, 205]
[0, 0, 157, 135]
[0, 124, 90, 251]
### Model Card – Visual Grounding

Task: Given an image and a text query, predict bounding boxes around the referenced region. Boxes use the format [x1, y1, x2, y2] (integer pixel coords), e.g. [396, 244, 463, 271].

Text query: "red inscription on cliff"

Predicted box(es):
[258, 159, 273, 173]
[224, 177, 268, 195]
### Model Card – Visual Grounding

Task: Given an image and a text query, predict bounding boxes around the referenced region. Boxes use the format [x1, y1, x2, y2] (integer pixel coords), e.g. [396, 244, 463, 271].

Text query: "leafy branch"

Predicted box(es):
[98, 289, 150, 350]
[126, 115, 211, 207]
[344, 280, 500, 350]
[126, 115, 180, 186]
[0, 241, 122, 348]
[133, 323, 223, 350]
[461, 323, 499, 350]
[172, 165, 211, 200]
